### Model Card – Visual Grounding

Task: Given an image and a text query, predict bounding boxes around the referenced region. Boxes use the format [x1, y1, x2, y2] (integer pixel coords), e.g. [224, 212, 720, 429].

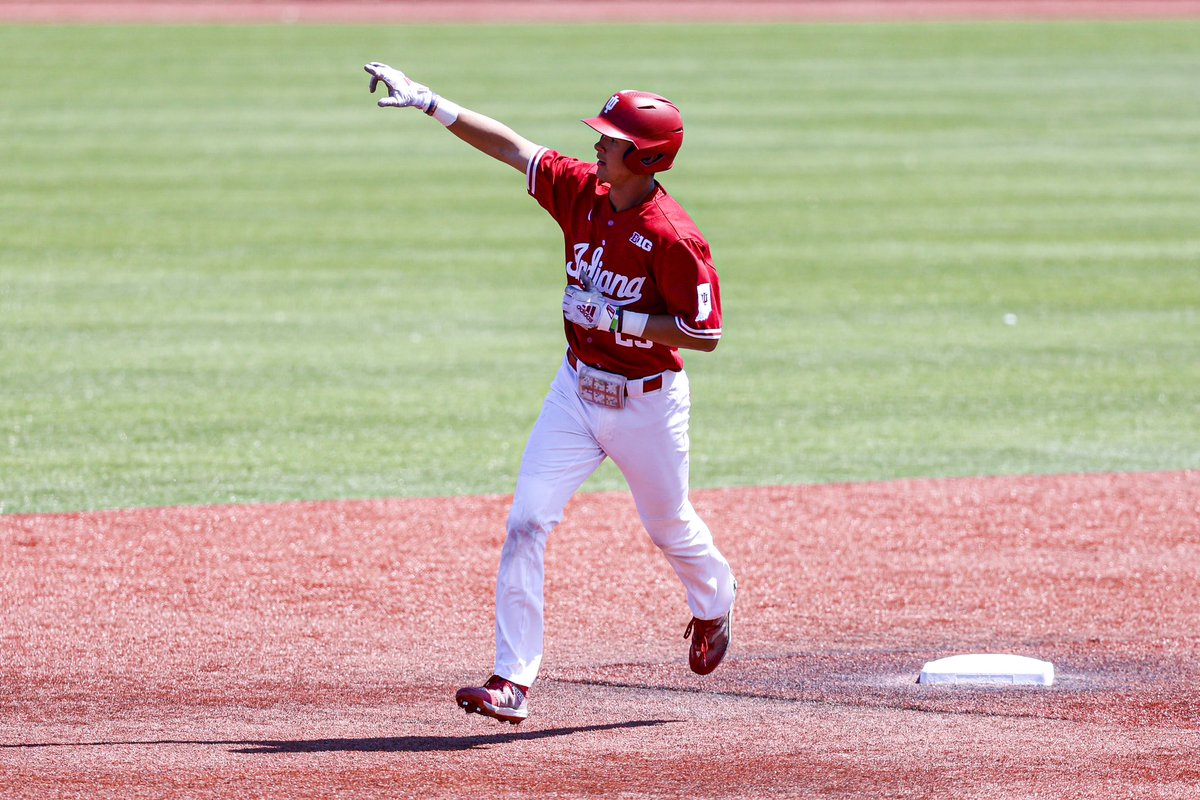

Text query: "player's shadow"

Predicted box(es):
[2, 719, 675, 755]
[232, 719, 674, 753]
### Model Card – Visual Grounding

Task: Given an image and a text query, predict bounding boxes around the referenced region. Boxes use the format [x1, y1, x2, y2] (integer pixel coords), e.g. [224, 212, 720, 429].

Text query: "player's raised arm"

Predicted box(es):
[364, 62, 541, 173]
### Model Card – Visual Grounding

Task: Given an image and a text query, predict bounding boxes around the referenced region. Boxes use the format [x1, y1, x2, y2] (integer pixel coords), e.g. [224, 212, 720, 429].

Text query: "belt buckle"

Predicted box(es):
[576, 363, 626, 409]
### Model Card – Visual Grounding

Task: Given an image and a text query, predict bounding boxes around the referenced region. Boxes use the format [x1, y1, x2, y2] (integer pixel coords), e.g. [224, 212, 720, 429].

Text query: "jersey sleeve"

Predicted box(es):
[658, 237, 723, 341]
[526, 148, 593, 222]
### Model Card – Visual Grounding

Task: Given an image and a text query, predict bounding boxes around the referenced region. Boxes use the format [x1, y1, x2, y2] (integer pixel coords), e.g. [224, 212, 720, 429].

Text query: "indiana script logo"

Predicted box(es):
[566, 242, 645, 302]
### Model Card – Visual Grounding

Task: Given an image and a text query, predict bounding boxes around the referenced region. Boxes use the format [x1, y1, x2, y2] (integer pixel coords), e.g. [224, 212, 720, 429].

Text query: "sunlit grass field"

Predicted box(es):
[1, 21, 1197, 513]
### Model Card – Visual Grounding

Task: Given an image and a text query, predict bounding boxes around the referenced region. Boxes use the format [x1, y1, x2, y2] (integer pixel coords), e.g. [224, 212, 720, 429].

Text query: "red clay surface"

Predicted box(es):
[3, 471, 1199, 798]
[4, 0, 1200, 23]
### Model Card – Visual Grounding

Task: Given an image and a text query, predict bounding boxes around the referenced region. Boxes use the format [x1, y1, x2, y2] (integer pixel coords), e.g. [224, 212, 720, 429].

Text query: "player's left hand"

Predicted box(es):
[364, 62, 436, 111]
[563, 283, 619, 331]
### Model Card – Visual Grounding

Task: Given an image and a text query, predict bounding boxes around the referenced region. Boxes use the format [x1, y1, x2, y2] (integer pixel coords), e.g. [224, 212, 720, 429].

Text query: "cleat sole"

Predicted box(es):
[457, 699, 526, 724]
[455, 683, 529, 725]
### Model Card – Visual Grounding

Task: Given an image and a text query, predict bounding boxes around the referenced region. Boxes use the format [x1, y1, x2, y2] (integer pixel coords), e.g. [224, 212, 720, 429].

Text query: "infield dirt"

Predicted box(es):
[3, 471, 1199, 797]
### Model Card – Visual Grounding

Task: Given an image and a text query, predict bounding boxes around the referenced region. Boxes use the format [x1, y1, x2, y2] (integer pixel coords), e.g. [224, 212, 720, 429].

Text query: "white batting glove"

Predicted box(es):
[364, 62, 436, 111]
[563, 283, 619, 331]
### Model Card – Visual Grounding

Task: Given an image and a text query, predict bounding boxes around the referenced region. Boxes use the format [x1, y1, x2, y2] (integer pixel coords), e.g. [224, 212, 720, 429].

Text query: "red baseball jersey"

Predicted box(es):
[526, 148, 722, 379]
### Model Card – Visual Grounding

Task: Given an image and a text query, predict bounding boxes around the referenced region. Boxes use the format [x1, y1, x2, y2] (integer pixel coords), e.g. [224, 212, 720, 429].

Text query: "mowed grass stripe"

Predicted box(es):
[1, 22, 1197, 512]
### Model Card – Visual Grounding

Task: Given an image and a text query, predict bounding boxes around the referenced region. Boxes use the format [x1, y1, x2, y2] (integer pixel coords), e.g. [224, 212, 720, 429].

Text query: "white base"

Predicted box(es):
[918, 653, 1055, 686]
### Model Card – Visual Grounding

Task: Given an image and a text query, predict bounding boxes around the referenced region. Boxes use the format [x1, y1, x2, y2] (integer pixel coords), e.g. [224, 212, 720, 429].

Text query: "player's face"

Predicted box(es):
[595, 134, 636, 185]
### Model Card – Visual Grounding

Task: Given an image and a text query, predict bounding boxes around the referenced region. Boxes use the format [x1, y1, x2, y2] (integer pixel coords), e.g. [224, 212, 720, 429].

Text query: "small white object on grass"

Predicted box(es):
[1003, 312, 1019, 326]
[918, 653, 1055, 686]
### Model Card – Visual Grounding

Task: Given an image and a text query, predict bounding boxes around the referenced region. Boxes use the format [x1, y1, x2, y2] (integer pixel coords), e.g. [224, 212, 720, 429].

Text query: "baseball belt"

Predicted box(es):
[567, 350, 665, 398]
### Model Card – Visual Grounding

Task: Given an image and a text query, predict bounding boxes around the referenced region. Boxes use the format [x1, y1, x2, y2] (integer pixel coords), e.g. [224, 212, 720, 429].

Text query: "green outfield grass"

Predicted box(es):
[1, 21, 1197, 513]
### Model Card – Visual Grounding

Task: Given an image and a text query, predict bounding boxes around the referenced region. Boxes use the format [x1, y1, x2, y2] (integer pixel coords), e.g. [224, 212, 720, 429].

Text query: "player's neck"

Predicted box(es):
[607, 175, 657, 213]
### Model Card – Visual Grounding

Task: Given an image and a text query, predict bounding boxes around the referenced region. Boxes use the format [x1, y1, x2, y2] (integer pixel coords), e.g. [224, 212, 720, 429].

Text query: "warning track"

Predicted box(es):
[3, 471, 1198, 798]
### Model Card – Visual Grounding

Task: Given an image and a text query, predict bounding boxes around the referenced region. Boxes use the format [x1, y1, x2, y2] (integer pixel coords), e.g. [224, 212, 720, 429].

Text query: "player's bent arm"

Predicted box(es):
[564, 284, 719, 352]
[445, 108, 543, 173]
[635, 314, 719, 352]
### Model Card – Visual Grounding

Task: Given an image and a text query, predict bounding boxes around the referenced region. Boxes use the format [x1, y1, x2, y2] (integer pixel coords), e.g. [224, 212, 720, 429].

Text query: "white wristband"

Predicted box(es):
[620, 310, 649, 338]
[425, 95, 460, 127]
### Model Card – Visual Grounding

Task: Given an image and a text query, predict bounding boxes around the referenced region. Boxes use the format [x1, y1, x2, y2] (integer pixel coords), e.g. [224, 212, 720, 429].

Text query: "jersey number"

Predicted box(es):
[615, 331, 653, 349]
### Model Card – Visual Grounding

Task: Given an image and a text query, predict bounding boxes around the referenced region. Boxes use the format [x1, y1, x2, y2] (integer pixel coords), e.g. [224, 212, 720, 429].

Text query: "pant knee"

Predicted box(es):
[504, 498, 556, 555]
[642, 514, 711, 556]
[506, 502, 546, 535]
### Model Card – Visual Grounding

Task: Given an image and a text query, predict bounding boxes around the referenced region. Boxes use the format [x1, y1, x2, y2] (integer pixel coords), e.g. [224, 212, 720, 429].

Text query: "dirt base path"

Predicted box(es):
[3, 471, 1198, 798]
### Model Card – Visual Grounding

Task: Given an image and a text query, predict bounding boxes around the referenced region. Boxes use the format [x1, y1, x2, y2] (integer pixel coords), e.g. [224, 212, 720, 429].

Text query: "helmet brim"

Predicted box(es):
[581, 115, 636, 144]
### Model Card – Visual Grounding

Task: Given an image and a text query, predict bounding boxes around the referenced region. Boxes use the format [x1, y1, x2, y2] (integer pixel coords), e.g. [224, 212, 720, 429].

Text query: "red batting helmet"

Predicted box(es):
[582, 90, 684, 175]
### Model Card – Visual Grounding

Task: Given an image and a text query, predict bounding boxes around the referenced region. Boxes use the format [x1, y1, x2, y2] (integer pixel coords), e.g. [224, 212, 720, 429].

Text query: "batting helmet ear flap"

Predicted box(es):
[620, 142, 667, 172]
[638, 152, 667, 170]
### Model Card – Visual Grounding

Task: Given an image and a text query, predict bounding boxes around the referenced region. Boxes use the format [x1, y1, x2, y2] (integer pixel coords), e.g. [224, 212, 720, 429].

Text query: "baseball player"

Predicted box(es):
[364, 62, 737, 725]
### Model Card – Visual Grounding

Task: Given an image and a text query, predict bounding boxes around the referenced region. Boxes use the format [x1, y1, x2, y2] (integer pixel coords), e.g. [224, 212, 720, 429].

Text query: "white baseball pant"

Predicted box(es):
[493, 355, 736, 687]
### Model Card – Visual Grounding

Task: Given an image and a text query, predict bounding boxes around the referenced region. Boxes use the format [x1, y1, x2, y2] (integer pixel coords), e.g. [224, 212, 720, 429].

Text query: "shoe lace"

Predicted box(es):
[484, 675, 525, 705]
